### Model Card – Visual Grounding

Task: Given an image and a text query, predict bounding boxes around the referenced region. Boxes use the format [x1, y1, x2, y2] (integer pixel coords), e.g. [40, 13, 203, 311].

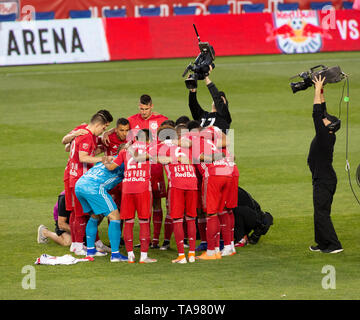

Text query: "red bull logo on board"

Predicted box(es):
[266, 10, 332, 54]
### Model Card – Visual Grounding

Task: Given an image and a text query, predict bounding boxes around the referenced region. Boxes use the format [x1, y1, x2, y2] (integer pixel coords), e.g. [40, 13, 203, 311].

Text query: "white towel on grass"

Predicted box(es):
[34, 254, 93, 265]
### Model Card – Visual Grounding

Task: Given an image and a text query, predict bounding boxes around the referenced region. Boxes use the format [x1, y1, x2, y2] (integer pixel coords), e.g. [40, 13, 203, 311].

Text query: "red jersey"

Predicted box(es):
[128, 112, 168, 140]
[68, 129, 98, 187]
[113, 141, 151, 194]
[101, 131, 127, 156]
[63, 124, 88, 182]
[162, 144, 198, 190]
[128, 112, 168, 178]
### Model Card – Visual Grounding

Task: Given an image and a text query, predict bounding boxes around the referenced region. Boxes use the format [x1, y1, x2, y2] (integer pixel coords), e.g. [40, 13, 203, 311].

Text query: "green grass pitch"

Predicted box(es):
[0, 51, 359, 300]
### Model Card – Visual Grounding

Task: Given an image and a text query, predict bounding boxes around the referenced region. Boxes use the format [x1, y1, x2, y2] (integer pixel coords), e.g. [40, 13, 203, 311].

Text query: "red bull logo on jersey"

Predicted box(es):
[266, 10, 332, 54]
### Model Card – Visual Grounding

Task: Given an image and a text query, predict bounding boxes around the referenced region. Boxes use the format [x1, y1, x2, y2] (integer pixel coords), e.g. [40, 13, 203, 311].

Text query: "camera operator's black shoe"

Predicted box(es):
[321, 247, 344, 254]
[309, 245, 321, 252]
[248, 233, 261, 245]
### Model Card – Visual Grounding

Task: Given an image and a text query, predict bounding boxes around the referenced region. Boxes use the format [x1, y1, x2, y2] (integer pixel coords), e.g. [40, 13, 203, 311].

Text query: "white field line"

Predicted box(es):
[1, 58, 360, 77]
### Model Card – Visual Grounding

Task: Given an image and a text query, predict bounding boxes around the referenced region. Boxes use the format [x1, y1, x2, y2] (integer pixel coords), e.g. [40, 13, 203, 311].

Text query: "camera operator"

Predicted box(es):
[188, 67, 232, 133]
[308, 75, 343, 254]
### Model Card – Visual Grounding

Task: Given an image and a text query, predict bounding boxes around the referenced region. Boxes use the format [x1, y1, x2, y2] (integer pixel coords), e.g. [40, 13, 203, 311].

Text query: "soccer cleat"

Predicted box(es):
[221, 247, 235, 257]
[96, 242, 112, 253]
[110, 252, 128, 262]
[139, 257, 157, 264]
[195, 242, 207, 252]
[215, 252, 222, 259]
[235, 236, 248, 248]
[172, 254, 187, 264]
[74, 248, 87, 256]
[160, 240, 170, 251]
[309, 245, 321, 252]
[196, 252, 217, 260]
[86, 248, 108, 257]
[37, 225, 48, 244]
[128, 255, 136, 264]
[188, 253, 196, 263]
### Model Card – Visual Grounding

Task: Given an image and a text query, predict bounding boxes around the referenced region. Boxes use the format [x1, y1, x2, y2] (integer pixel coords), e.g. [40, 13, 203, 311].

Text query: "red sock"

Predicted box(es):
[123, 219, 134, 252]
[173, 218, 185, 255]
[152, 209, 163, 244]
[164, 214, 173, 241]
[69, 211, 75, 242]
[219, 211, 231, 246]
[197, 217, 207, 242]
[214, 215, 220, 248]
[206, 214, 219, 251]
[74, 215, 88, 243]
[185, 216, 196, 252]
[139, 219, 150, 253]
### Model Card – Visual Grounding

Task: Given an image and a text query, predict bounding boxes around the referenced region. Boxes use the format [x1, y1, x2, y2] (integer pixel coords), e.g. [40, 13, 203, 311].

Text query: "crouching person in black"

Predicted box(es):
[308, 75, 343, 254]
[233, 187, 273, 247]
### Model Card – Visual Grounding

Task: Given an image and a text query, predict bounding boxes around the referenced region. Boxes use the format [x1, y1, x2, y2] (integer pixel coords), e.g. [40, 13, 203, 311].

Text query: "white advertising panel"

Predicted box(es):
[0, 18, 109, 66]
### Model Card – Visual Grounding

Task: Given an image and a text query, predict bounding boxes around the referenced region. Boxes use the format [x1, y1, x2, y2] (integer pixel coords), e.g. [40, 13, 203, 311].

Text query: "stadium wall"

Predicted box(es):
[0, 9, 359, 66]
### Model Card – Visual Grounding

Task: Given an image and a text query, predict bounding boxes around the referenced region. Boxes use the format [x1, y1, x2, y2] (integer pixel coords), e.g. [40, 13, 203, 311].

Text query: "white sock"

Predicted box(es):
[140, 252, 148, 260]
[214, 247, 220, 254]
[224, 244, 232, 251]
[128, 251, 135, 258]
[207, 249, 215, 256]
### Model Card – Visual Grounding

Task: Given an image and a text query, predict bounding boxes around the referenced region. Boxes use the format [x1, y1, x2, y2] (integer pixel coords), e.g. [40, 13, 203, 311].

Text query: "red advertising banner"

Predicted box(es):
[104, 9, 360, 61]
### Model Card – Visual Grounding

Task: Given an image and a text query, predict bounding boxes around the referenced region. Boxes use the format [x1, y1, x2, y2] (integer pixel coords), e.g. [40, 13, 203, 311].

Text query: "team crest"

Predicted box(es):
[150, 122, 158, 130]
[266, 10, 332, 54]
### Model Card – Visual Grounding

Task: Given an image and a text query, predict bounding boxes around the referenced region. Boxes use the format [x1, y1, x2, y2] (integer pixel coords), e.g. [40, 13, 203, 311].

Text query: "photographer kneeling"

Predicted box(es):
[188, 67, 232, 133]
[308, 75, 343, 254]
[233, 187, 273, 246]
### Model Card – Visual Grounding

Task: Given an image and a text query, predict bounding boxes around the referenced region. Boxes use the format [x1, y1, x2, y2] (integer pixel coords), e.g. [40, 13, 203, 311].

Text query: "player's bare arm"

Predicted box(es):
[62, 128, 88, 145]
[79, 151, 105, 164]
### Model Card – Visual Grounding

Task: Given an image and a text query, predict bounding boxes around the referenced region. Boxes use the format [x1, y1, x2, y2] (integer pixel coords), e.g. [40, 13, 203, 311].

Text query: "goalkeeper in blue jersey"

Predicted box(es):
[75, 151, 128, 262]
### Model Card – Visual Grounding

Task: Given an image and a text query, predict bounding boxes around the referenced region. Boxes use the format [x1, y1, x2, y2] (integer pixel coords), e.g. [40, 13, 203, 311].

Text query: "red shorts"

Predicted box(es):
[226, 175, 239, 209]
[151, 165, 167, 199]
[168, 187, 198, 219]
[70, 187, 86, 217]
[202, 175, 233, 215]
[64, 179, 72, 212]
[120, 191, 152, 220]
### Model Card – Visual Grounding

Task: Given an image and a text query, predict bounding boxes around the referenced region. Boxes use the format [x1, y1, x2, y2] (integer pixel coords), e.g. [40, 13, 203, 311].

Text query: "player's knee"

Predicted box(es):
[108, 209, 120, 221]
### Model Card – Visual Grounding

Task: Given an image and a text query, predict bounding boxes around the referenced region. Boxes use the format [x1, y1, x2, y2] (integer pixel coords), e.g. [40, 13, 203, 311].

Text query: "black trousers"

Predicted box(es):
[233, 206, 258, 243]
[313, 182, 342, 250]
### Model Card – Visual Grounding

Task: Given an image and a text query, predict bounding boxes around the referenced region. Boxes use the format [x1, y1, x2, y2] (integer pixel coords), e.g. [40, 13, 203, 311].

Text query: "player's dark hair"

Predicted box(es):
[136, 129, 152, 142]
[175, 116, 190, 126]
[160, 120, 176, 128]
[187, 120, 201, 131]
[116, 118, 129, 127]
[140, 94, 152, 106]
[176, 124, 187, 136]
[91, 110, 113, 124]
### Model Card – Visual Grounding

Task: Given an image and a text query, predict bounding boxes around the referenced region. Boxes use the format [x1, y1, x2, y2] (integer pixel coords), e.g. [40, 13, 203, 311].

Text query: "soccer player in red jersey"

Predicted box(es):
[156, 125, 198, 263]
[68, 110, 113, 255]
[127, 95, 170, 250]
[105, 129, 157, 264]
[195, 126, 235, 260]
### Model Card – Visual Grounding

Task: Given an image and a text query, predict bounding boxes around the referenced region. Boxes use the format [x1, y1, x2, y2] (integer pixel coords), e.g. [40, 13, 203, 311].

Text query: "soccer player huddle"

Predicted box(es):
[42, 76, 242, 264]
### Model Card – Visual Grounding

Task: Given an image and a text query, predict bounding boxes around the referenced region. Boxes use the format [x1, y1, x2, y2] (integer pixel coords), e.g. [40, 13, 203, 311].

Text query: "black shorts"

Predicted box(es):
[55, 221, 67, 237]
